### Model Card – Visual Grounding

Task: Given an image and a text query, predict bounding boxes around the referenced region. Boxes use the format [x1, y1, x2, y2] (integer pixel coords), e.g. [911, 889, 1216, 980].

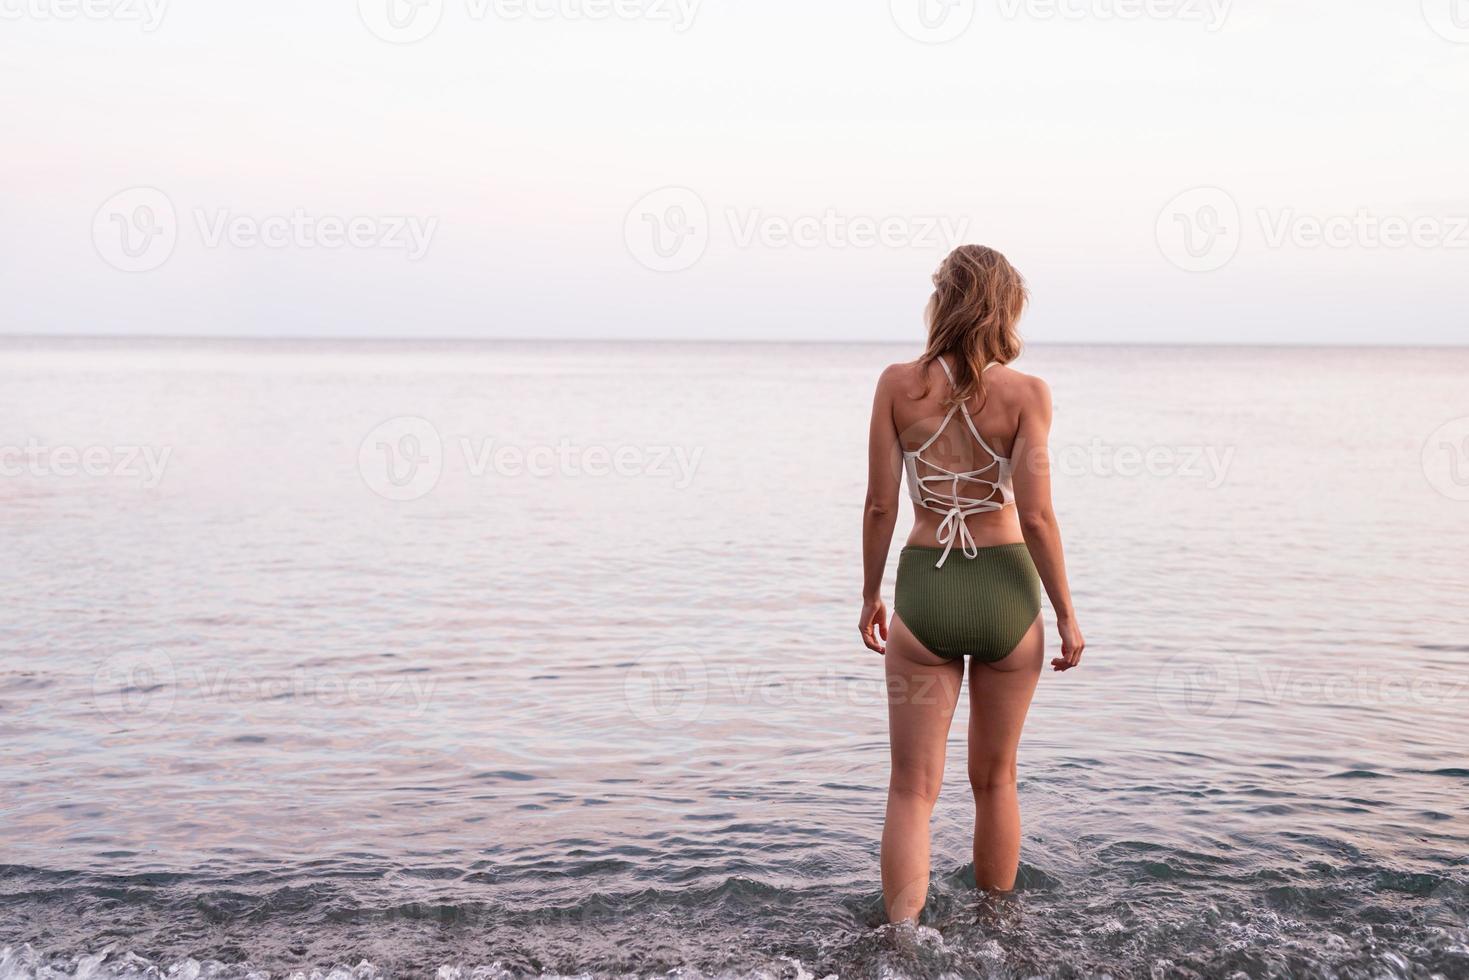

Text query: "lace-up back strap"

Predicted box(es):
[901, 358, 1016, 568]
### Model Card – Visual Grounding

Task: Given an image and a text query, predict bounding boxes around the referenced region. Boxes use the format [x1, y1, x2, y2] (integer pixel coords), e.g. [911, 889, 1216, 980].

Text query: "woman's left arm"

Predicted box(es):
[860, 367, 902, 654]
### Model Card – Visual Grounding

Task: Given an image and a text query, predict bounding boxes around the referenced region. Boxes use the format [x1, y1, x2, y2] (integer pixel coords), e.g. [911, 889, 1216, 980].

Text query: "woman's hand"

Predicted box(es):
[1051, 619, 1085, 672]
[859, 597, 889, 655]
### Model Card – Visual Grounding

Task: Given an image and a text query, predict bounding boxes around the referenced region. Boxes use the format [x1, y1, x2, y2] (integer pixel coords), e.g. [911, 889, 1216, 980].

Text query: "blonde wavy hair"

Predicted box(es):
[917, 245, 1027, 409]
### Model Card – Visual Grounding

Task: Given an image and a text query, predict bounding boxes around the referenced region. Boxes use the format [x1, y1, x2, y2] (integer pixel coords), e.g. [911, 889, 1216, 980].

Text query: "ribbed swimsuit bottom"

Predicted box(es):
[895, 542, 1042, 663]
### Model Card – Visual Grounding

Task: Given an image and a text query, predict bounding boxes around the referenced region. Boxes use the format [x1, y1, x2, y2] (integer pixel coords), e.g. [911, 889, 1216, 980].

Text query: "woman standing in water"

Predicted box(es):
[858, 245, 1085, 923]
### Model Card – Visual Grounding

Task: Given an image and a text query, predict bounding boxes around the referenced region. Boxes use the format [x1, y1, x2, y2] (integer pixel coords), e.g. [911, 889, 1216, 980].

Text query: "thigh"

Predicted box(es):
[886, 615, 965, 781]
[968, 616, 1044, 764]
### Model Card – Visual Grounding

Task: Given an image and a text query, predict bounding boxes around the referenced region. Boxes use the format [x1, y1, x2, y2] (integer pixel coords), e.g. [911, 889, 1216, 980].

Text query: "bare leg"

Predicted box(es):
[880, 615, 964, 923]
[967, 615, 1043, 891]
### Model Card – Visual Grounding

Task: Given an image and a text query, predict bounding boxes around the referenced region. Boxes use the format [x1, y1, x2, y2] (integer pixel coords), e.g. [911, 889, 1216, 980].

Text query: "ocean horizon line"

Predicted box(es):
[2, 333, 1466, 351]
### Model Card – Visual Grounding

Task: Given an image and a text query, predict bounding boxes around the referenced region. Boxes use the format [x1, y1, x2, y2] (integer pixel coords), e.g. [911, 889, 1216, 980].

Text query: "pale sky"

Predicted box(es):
[2, 0, 1466, 344]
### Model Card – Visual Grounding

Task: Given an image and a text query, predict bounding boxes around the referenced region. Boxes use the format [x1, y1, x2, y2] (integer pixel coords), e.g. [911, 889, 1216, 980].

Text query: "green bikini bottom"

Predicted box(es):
[895, 542, 1042, 663]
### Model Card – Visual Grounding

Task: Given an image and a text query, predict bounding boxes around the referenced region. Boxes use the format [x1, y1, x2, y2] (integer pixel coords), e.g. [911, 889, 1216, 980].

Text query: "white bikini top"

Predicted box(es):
[903, 358, 1015, 569]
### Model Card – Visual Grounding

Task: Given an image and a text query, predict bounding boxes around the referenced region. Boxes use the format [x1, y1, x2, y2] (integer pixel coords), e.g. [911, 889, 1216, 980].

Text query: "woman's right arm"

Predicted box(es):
[1011, 377, 1086, 672]
[859, 367, 902, 655]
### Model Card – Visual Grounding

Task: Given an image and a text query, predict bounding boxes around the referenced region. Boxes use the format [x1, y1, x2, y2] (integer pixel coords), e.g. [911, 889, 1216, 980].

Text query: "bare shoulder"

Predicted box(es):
[875, 360, 923, 395]
[990, 364, 1052, 409]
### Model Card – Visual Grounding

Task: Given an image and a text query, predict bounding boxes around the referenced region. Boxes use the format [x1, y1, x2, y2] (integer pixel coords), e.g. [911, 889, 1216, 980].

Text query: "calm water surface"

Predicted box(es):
[1, 340, 1466, 979]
